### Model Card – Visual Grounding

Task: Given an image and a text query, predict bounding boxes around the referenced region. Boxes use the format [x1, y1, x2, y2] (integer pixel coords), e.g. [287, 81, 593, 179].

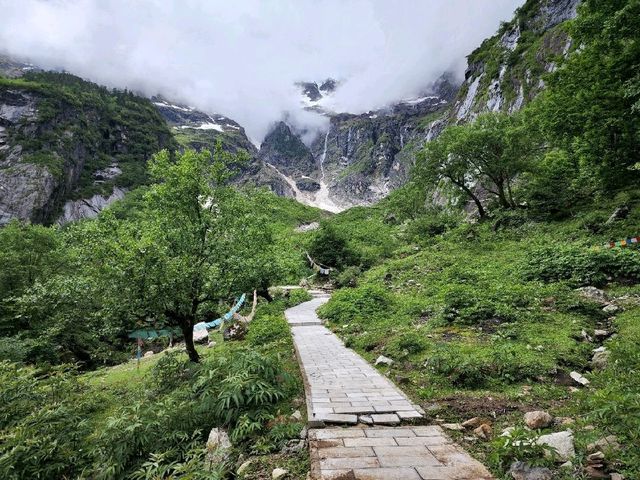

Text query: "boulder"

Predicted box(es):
[237, 459, 253, 476]
[593, 329, 609, 339]
[603, 304, 619, 314]
[461, 417, 487, 429]
[587, 435, 620, 453]
[272, 467, 288, 479]
[576, 287, 608, 304]
[524, 411, 553, 429]
[537, 430, 575, 462]
[375, 355, 394, 366]
[509, 461, 553, 480]
[570, 371, 590, 386]
[473, 423, 492, 440]
[591, 349, 610, 370]
[206, 428, 231, 466]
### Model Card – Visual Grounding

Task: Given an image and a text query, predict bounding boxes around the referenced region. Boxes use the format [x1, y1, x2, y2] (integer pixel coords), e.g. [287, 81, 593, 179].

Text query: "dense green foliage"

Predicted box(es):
[0, 292, 309, 479]
[0, 71, 176, 221]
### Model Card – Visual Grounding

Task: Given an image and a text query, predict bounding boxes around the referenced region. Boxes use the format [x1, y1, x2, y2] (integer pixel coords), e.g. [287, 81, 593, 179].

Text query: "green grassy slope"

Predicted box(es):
[315, 191, 640, 478]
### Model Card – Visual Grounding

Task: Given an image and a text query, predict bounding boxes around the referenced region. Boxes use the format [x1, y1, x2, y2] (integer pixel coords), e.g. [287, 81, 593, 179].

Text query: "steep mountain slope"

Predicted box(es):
[256, 0, 580, 211]
[451, 0, 579, 121]
[0, 71, 175, 225]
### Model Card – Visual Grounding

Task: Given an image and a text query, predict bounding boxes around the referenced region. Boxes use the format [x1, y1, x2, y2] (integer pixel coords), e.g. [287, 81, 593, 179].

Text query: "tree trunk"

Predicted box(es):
[258, 287, 273, 302]
[180, 321, 200, 362]
[459, 183, 487, 219]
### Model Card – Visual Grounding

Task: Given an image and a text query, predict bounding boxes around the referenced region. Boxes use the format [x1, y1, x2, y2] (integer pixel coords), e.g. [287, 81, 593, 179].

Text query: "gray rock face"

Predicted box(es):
[537, 430, 575, 461]
[509, 461, 553, 480]
[537, 0, 580, 30]
[524, 411, 554, 429]
[57, 187, 127, 225]
[259, 121, 315, 175]
[0, 164, 56, 225]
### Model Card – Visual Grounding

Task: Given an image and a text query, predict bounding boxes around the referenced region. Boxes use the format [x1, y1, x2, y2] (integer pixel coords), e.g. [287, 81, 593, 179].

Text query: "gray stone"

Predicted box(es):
[237, 459, 252, 476]
[587, 435, 620, 453]
[442, 423, 464, 431]
[206, 427, 231, 466]
[509, 461, 553, 480]
[537, 430, 575, 461]
[591, 349, 610, 370]
[57, 187, 127, 225]
[524, 411, 554, 429]
[290, 410, 302, 421]
[593, 329, 609, 339]
[576, 287, 608, 304]
[570, 371, 590, 386]
[371, 413, 400, 425]
[375, 355, 394, 366]
[603, 304, 620, 314]
[143, 350, 154, 358]
[272, 467, 288, 479]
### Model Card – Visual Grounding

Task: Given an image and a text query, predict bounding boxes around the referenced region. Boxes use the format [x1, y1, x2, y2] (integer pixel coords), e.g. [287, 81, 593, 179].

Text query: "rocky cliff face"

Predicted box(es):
[451, 0, 579, 121]
[0, 72, 174, 225]
[249, 0, 581, 211]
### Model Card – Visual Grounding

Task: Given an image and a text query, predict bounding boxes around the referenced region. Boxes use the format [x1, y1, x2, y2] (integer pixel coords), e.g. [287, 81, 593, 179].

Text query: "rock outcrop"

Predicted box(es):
[0, 72, 174, 225]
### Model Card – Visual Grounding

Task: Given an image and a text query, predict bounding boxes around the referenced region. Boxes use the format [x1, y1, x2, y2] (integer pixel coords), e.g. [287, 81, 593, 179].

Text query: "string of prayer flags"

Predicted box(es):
[306, 252, 332, 275]
[604, 236, 639, 249]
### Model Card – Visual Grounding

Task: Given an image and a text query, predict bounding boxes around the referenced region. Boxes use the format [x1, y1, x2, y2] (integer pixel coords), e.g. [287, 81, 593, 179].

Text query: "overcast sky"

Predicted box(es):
[0, 0, 522, 143]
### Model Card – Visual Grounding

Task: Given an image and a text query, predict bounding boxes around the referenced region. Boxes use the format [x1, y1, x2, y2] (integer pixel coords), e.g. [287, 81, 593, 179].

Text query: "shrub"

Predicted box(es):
[318, 284, 393, 325]
[523, 244, 640, 287]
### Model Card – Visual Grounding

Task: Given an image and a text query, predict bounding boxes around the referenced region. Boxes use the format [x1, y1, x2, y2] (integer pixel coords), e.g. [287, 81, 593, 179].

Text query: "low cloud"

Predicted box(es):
[0, 0, 522, 143]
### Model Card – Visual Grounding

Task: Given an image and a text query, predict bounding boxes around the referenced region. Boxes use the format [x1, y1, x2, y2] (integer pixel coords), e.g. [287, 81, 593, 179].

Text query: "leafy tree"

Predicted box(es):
[0, 221, 65, 335]
[308, 222, 359, 270]
[415, 112, 536, 218]
[531, 0, 640, 193]
[79, 145, 274, 362]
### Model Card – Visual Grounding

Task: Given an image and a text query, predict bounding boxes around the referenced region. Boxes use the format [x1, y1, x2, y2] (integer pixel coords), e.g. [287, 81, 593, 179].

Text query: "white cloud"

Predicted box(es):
[0, 0, 522, 143]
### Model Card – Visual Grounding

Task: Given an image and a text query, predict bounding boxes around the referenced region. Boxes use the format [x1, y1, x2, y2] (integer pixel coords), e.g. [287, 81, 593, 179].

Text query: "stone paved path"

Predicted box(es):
[285, 293, 494, 480]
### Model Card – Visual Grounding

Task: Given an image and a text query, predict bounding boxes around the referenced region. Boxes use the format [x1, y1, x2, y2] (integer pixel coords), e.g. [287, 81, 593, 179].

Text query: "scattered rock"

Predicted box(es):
[524, 411, 554, 429]
[570, 371, 590, 386]
[299, 426, 308, 439]
[272, 467, 288, 479]
[290, 410, 302, 421]
[206, 428, 231, 466]
[473, 423, 492, 440]
[584, 466, 609, 479]
[591, 349, 610, 370]
[207, 341, 216, 348]
[537, 430, 575, 462]
[610, 474, 624, 480]
[442, 423, 464, 431]
[560, 461, 573, 469]
[395, 374, 410, 384]
[237, 459, 253, 476]
[281, 439, 305, 454]
[375, 355, 394, 366]
[462, 417, 488, 429]
[143, 350, 154, 357]
[581, 329, 594, 342]
[509, 461, 553, 480]
[554, 417, 575, 427]
[576, 287, 608, 304]
[501, 427, 516, 437]
[587, 435, 620, 453]
[593, 329, 609, 339]
[603, 304, 619, 314]
[587, 451, 605, 463]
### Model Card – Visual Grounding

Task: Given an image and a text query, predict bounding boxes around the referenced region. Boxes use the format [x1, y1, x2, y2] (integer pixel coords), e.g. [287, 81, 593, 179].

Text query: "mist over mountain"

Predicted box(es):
[0, 0, 521, 143]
